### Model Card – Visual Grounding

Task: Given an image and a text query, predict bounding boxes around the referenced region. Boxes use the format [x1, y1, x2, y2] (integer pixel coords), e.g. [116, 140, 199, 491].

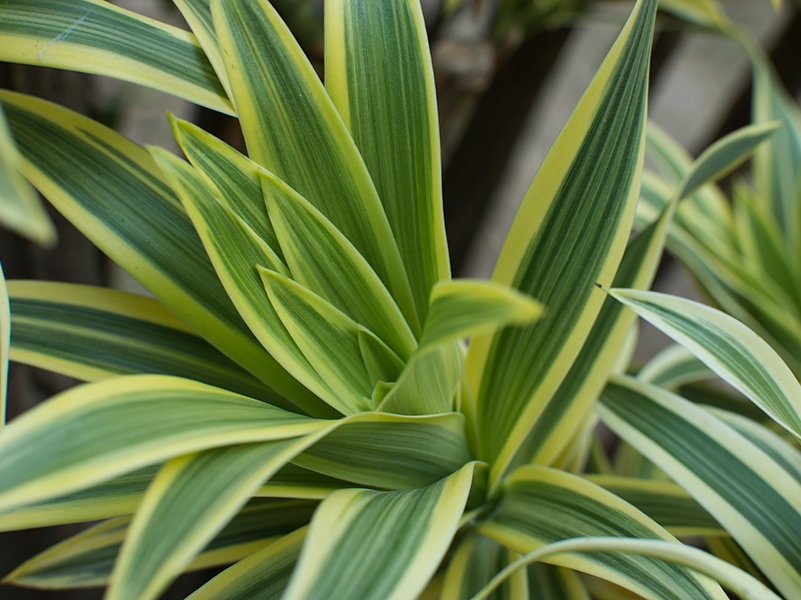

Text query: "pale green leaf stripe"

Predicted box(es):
[609, 288, 801, 440]
[293, 412, 472, 491]
[212, 0, 419, 335]
[441, 533, 527, 600]
[108, 439, 314, 600]
[0, 91, 306, 412]
[0, 466, 157, 532]
[527, 564, 589, 600]
[675, 121, 782, 202]
[470, 538, 779, 600]
[260, 269, 374, 414]
[0, 263, 7, 428]
[5, 498, 316, 589]
[7, 281, 281, 404]
[598, 375, 801, 598]
[467, 0, 657, 487]
[478, 466, 726, 600]
[262, 173, 416, 360]
[0, 0, 232, 114]
[378, 343, 461, 415]
[326, 0, 449, 325]
[150, 147, 337, 417]
[283, 462, 477, 600]
[506, 207, 670, 470]
[0, 103, 56, 246]
[637, 345, 714, 389]
[584, 475, 723, 537]
[171, 0, 230, 99]
[170, 117, 282, 259]
[419, 280, 543, 355]
[186, 527, 307, 600]
[0, 375, 324, 514]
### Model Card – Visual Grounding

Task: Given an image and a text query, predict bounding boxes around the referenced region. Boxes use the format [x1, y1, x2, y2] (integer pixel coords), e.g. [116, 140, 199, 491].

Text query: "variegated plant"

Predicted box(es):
[0, 1, 793, 600]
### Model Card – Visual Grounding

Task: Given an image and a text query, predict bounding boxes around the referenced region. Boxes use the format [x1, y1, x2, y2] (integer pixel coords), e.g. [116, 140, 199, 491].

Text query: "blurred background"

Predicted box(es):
[0, 0, 799, 597]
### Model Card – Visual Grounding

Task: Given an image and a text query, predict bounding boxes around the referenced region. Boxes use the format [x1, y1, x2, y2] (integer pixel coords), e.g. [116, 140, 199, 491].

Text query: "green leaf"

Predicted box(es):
[107, 439, 316, 600]
[4, 498, 315, 589]
[505, 201, 671, 469]
[378, 344, 462, 416]
[293, 412, 473, 490]
[598, 375, 801, 598]
[0, 375, 323, 514]
[325, 0, 450, 325]
[608, 288, 801, 440]
[7, 281, 282, 404]
[282, 462, 477, 600]
[0, 0, 232, 114]
[170, 116, 283, 259]
[0, 103, 56, 246]
[0, 263, 7, 428]
[211, 0, 419, 334]
[441, 533, 527, 600]
[584, 475, 723, 537]
[674, 121, 782, 202]
[170, 0, 230, 98]
[359, 329, 405, 386]
[526, 563, 589, 600]
[260, 269, 374, 414]
[470, 538, 778, 600]
[261, 172, 416, 360]
[419, 280, 543, 354]
[637, 345, 714, 390]
[466, 0, 657, 488]
[478, 466, 727, 600]
[149, 147, 336, 417]
[0, 91, 310, 412]
[185, 527, 307, 600]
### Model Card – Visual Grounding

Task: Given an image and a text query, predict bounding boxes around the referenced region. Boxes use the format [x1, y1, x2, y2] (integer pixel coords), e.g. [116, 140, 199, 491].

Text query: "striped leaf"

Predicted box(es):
[705, 536, 770, 589]
[293, 412, 472, 490]
[526, 564, 589, 600]
[211, 0, 419, 334]
[260, 269, 374, 414]
[441, 533, 527, 600]
[0, 375, 323, 514]
[504, 201, 671, 470]
[419, 280, 543, 354]
[150, 147, 336, 417]
[0, 263, 6, 428]
[0, 91, 310, 412]
[637, 345, 714, 390]
[171, 0, 230, 98]
[0, 0, 232, 114]
[378, 343, 462, 416]
[5, 499, 315, 589]
[598, 375, 801, 598]
[608, 288, 801, 440]
[0, 103, 56, 245]
[7, 281, 282, 404]
[282, 462, 477, 600]
[325, 0, 450, 325]
[478, 466, 727, 600]
[674, 121, 782, 202]
[170, 116, 282, 258]
[107, 439, 317, 600]
[466, 0, 657, 488]
[185, 527, 307, 600]
[261, 172, 416, 360]
[584, 475, 723, 537]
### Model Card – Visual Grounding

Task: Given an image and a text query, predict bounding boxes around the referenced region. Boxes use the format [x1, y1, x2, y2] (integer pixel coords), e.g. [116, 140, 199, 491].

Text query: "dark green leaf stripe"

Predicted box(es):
[0, 0, 231, 113]
[8, 282, 280, 404]
[480, 466, 725, 600]
[584, 476, 723, 536]
[213, 0, 419, 334]
[598, 376, 801, 596]
[0, 92, 308, 411]
[526, 563, 587, 600]
[293, 413, 472, 490]
[471, 0, 656, 482]
[6, 498, 316, 589]
[326, 0, 450, 325]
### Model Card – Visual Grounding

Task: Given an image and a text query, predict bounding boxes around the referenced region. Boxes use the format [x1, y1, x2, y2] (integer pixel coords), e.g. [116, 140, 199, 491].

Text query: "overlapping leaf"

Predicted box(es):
[441, 533, 527, 600]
